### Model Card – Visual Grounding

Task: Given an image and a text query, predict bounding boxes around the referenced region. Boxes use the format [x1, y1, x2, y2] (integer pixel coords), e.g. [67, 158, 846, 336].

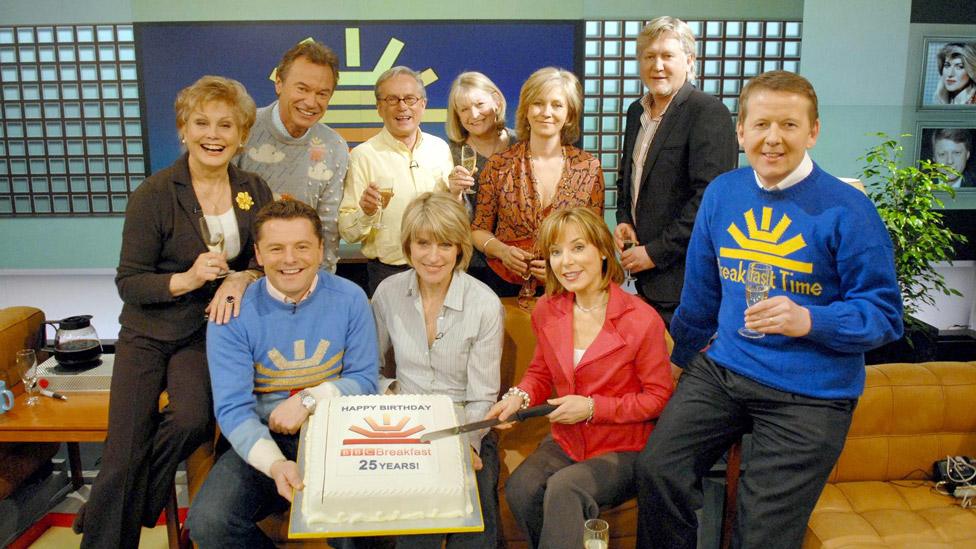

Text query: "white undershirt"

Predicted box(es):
[574, 348, 587, 367]
[202, 208, 241, 260]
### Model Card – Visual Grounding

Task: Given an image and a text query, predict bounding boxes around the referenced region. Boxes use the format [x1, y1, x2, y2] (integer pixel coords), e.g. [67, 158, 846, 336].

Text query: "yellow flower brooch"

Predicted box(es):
[235, 191, 254, 211]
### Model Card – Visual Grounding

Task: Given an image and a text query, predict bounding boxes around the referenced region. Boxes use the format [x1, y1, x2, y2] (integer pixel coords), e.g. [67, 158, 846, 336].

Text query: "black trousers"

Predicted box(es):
[81, 326, 213, 548]
[635, 353, 856, 549]
[366, 259, 411, 298]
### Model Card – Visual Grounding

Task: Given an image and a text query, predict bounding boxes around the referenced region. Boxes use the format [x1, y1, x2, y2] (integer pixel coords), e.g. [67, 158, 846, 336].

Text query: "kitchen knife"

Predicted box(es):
[419, 404, 557, 442]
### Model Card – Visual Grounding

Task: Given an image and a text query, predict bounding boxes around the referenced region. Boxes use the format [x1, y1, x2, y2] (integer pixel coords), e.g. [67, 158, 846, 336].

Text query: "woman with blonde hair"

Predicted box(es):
[485, 207, 672, 549]
[934, 42, 976, 105]
[445, 71, 517, 285]
[76, 75, 273, 548]
[471, 68, 604, 297]
[372, 191, 504, 549]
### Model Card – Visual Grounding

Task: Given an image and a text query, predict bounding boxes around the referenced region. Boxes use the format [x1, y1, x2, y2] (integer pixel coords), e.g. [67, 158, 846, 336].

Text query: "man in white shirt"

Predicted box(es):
[338, 66, 453, 296]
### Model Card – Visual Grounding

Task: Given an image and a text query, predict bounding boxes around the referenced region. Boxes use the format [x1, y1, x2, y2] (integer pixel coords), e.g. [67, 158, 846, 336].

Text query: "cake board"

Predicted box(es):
[288, 422, 485, 539]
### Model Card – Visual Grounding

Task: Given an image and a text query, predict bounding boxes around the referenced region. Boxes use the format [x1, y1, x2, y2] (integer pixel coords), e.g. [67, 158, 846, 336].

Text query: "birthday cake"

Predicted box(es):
[302, 394, 471, 524]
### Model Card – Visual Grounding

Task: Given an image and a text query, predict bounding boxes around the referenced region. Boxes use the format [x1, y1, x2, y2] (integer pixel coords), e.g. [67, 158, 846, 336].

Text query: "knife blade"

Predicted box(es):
[420, 404, 557, 442]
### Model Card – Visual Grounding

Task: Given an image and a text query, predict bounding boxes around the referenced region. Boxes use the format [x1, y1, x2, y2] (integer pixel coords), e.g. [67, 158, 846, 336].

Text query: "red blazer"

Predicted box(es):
[517, 283, 673, 461]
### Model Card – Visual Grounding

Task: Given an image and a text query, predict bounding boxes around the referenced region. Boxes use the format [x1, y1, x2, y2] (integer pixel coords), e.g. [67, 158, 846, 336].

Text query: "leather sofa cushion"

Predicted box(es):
[806, 481, 976, 548]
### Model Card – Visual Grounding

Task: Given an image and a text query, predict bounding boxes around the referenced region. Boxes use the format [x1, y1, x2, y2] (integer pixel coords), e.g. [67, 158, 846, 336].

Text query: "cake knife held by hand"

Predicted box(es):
[419, 404, 557, 442]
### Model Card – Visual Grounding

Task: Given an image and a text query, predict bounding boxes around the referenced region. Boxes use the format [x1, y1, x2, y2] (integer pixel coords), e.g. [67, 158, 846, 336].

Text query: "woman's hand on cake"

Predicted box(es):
[484, 397, 523, 429]
[546, 395, 592, 424]
[270, 459, 304, 502]
[268, 395, 310, 434]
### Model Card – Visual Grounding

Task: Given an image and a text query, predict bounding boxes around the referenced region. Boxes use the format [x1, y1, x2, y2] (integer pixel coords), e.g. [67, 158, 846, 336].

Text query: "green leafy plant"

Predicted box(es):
[859, 132, 968, 330]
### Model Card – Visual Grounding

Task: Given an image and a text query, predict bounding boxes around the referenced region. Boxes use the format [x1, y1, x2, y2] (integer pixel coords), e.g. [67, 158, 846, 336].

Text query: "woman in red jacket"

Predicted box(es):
[485, 207, 673, 549]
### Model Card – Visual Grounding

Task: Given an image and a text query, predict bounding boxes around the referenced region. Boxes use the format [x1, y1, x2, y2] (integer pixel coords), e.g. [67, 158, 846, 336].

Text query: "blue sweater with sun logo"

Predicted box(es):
[670, 164, 903, 399]
[207, 271, 378, 475]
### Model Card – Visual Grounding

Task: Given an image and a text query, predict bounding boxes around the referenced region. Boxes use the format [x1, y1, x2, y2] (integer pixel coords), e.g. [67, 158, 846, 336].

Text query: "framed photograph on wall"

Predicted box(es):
[916, 122, 976, 190]
[919, 37, 976, 108]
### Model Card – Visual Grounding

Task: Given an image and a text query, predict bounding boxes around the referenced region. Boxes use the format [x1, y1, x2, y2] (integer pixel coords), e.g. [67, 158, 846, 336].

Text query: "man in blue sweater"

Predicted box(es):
[187, 199, 379, 548]
[636, 71, 904, 548]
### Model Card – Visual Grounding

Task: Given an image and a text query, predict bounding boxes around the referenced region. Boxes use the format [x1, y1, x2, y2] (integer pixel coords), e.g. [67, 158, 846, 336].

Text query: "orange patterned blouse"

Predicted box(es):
[472, 141, 605, 283]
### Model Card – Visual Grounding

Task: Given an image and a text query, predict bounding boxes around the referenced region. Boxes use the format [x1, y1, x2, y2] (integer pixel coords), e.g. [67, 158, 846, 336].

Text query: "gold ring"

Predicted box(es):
[206, 259, 214, 267]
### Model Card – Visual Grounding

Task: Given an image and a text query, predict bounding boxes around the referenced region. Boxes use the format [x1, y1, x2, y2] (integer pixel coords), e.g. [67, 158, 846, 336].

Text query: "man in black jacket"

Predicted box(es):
[615, 16, 738, 325]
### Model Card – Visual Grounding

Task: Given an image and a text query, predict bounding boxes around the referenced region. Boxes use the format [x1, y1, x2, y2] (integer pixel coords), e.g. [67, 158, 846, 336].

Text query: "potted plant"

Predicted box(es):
[858, 133, 968, 364]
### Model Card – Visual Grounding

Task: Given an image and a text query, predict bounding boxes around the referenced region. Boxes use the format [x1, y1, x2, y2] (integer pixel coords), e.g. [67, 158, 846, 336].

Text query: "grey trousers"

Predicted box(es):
[505, 435, 638, 549]
[636, 353, 856, 549]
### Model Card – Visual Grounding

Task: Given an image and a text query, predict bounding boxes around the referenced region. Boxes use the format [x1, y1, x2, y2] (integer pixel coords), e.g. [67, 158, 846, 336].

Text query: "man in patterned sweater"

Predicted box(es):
[187, 199, 378, 548]
[236, 39, 348, 272]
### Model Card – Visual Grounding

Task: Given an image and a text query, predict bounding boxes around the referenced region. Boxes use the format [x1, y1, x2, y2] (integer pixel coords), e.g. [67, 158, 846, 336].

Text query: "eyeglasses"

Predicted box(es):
[380, 95, 422, 106]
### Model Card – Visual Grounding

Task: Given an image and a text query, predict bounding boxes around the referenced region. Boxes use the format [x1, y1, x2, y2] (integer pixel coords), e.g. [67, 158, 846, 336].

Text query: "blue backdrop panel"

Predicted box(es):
[137, 21, 580, 172]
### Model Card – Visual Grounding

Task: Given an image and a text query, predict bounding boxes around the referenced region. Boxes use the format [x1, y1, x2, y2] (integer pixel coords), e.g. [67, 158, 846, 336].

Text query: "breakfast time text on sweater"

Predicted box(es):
[717, 206, 822, 297]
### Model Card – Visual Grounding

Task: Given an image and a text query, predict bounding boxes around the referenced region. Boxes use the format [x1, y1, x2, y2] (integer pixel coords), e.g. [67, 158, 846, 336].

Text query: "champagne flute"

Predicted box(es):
[459, 144, 478, 195]
[198, 216, 230, 277]
[738, 262, 773, 339]
[16, 349, 39, 407]
[621, 239, 637, 283]
[374, 182, 395, 230]
[583, 518, 609, 549]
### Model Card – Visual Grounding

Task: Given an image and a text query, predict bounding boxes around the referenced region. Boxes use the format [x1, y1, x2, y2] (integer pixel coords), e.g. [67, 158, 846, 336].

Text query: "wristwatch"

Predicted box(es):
[298, 389, 317, 413]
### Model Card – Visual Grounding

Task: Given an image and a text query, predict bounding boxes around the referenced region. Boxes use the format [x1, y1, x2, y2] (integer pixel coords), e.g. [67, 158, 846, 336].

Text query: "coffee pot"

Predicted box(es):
[44, 315, 102, 369]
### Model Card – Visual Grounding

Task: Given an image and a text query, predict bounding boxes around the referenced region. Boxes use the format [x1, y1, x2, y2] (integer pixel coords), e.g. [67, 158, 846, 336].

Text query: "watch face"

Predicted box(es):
[300, 393, 316, 411]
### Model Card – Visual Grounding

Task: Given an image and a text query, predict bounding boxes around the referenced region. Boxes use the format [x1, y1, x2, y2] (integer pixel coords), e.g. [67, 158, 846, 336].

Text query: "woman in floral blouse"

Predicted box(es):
[471, 67, 604, 297]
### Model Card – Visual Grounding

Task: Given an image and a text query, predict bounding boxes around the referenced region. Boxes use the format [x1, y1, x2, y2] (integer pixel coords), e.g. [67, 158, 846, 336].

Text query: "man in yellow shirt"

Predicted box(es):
[339, 66, 453, 295]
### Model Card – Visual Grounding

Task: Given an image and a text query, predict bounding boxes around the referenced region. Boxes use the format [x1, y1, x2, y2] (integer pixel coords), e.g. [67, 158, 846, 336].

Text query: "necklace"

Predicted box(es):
[574, 293, 609, 313]
[195, 180, 229, 216]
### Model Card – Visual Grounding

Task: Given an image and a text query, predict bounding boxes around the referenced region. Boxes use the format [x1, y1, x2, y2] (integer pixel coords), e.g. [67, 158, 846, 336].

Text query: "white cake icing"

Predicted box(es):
[302, 394, 471, 524]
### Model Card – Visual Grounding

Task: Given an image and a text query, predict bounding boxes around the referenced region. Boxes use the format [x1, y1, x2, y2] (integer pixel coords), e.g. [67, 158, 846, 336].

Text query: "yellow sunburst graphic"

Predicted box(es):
[719, 206, 813, 273]
[270, 33, 447, 139]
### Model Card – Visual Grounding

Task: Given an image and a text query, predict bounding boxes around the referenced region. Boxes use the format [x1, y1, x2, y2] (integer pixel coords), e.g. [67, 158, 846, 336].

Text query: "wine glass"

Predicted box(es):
[459, 144, 478, 195]
[16, 349, 39, 407]
[198, 217, 230, 277]
[517, 255, 539, 311]
[374, 181, 395, 230]
[621, 239, 637, 283]
[738, 262, 773, 339]
[583, 518, 609, 549]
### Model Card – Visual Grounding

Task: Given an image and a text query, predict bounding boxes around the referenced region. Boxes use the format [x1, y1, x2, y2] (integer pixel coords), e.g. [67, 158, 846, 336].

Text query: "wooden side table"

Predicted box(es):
[0, 391, 109, 490]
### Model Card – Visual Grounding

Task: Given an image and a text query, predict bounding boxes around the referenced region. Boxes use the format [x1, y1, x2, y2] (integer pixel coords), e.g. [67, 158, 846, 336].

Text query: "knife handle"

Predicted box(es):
[514, 404, 557, 421]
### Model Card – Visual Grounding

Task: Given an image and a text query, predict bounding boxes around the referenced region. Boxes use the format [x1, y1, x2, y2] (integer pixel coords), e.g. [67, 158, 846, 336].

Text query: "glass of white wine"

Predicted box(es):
[621, 239, 637, 283]
[374, 181, 396, 230]
[583, 518, 609, 549]
[459, 144, 478, 195]
[198, 216, 229, 277]
[738, 262, 773, 339]
[16, 349, 39, 407]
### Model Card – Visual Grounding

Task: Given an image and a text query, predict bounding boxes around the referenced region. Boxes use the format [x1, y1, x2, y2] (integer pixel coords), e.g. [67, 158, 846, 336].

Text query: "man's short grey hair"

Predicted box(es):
[374, 66, 427, 100]
[637, 16, 697, 81]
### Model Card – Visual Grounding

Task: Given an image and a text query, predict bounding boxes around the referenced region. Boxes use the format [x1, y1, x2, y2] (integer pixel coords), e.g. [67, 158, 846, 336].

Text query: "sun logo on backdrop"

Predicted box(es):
[719, 206, 813, 274]
[269, 31, 447, 143]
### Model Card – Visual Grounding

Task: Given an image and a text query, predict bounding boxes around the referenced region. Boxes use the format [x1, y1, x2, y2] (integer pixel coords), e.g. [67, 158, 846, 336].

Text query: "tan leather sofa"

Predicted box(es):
[804, 361, 976, 548]
[0, 307, 60, 500]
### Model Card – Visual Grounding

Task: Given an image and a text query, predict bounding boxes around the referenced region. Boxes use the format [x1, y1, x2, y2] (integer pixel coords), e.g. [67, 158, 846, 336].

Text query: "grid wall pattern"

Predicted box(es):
[582, 19, 802, 209]
[0, 24, 146, 217]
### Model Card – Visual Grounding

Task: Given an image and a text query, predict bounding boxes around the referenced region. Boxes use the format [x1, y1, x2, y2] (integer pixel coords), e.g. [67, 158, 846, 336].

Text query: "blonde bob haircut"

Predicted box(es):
[515, 67, 583, 144]
[536, 207, 623, 296]
[637, 16, 697, 81]
[400, 192, 473, 272]
[174, 75, 257, 143]
[446, 72, 508, 143]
